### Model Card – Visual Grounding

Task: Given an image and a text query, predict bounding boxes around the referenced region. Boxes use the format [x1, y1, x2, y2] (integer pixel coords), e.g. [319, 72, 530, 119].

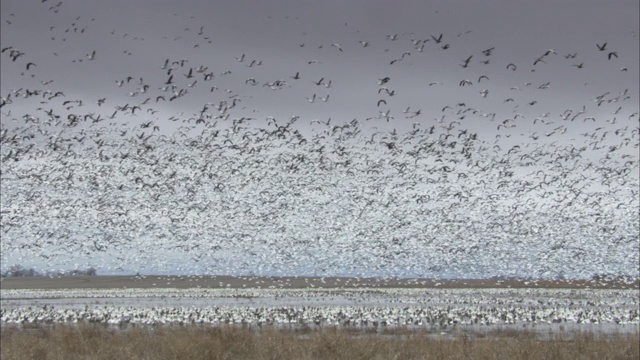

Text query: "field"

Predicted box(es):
[1, 323, 639, 360]
[1, 276, 639, 359]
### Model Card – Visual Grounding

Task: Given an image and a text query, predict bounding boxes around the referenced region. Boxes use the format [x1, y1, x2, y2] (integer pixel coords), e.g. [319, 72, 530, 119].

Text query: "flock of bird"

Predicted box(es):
[2, 288, 638, 329]
[0, 1, 639, 281]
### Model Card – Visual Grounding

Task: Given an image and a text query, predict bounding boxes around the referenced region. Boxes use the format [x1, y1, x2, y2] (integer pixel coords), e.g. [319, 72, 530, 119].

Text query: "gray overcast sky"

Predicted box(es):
[1, 0, 638, 277]
[1, 0, 638, 134]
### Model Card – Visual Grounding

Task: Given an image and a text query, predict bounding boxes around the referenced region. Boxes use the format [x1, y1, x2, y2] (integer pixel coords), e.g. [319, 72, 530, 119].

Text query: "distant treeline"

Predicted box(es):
[590, 273, 638, 282]
[1, 265, 97, 277]
[485, 273, 638, 282]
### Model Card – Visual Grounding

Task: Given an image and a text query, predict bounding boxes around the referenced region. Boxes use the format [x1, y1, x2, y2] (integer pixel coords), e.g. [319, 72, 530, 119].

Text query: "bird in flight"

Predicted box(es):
[460, 55, 473, 68]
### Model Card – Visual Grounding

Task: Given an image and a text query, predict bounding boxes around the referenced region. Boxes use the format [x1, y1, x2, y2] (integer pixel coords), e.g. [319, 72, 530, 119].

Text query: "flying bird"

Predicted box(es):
[482, 47, 495, 56]
[460, 55, 473, 68]
[533, 57, 546, 66]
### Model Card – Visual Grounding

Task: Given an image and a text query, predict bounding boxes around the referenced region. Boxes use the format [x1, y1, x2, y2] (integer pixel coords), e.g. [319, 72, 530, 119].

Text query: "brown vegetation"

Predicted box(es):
[1, 324, 638, 360]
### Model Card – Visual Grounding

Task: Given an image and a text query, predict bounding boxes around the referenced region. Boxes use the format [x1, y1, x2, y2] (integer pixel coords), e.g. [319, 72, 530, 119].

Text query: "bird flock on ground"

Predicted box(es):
[0, 1, 638, 280]
[2, 288, 638, 330]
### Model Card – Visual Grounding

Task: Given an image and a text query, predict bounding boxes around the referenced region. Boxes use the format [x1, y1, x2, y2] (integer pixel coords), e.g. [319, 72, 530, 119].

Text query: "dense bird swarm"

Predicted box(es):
[0, 1, 638, 279]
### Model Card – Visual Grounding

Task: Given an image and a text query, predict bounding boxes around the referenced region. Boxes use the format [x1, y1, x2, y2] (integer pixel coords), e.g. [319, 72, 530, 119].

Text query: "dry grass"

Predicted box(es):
[1, 324, 638, 360]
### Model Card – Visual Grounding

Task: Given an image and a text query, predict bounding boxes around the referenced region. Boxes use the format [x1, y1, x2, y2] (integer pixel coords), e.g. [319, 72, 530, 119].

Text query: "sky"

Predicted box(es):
[0, 0, 638, 278]
[2, 0, 638, 132]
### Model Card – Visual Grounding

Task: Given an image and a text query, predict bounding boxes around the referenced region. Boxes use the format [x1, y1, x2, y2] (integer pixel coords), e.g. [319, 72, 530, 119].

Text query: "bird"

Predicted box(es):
[482, 47, 495, 56]
[460, 55, 473, 68]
